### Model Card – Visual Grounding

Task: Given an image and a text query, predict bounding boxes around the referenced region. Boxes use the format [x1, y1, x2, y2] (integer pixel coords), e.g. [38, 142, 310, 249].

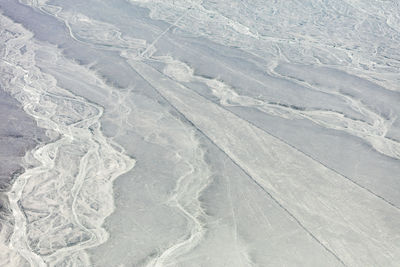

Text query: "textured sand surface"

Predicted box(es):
[0, 0, 399, 266]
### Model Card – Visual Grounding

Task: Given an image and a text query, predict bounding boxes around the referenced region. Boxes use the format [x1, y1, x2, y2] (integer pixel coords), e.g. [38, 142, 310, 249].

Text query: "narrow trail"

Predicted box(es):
[129, 61, 347, 266]
[155, 59, 400, 211]
[161, 36, 400, 162]
[3, 0, 399, 266]
[3, 2, 216, 265]
[22, 2, 222, 265]
[129, 59, 400, 266]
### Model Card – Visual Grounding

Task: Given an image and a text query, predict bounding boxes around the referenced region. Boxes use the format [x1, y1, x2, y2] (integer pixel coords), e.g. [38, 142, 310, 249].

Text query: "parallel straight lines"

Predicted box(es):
[130, 62, 347, 266]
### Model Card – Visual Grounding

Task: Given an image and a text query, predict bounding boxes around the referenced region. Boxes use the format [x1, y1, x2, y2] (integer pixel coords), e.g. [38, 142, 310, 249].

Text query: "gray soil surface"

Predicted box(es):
[0, 88, 47, 236]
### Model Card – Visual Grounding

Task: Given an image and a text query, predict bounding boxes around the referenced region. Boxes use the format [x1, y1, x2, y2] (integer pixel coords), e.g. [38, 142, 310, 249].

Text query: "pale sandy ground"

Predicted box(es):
[1, 0, 400, 266]
[0, 89, 47, 266]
